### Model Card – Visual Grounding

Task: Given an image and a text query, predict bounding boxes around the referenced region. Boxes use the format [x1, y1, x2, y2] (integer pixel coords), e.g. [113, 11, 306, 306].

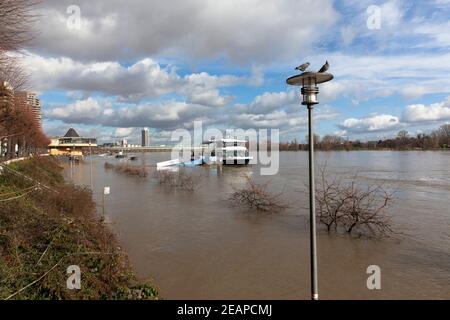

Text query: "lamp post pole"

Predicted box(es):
[307, 103, 318, 300]
[286, 66, 333, 301]
[89, 142, 93, 190]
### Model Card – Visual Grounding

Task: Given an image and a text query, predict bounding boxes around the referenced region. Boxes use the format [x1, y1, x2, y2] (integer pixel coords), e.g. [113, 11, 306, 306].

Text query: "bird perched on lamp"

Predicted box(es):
[318, 61, 329, 73]
[295, 62, 310, 72]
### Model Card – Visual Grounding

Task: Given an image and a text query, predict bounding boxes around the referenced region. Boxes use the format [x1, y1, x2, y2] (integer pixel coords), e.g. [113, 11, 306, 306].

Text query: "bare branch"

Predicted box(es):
[229, 175, 288, 212]
[315, 164, 396, 238]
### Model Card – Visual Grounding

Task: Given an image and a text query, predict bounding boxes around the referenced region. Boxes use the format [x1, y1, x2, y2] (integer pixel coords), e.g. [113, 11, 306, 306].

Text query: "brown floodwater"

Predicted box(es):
[64, 151, 450, 299]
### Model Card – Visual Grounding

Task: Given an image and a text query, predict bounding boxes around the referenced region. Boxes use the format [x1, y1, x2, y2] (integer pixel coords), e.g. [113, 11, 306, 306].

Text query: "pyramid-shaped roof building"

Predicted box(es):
[64, 128, 80, 138]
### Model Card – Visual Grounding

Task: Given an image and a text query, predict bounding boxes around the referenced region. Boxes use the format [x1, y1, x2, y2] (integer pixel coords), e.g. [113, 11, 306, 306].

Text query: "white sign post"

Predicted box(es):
[102, 186, 110, 216]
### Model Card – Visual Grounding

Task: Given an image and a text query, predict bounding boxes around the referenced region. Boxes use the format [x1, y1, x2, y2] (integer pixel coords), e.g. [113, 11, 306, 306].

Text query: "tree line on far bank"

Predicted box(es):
[276, 125, 450, 151]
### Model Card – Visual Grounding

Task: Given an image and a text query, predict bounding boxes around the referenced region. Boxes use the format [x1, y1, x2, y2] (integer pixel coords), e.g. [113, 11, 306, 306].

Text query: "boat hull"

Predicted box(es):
[222, 158, 251, 165]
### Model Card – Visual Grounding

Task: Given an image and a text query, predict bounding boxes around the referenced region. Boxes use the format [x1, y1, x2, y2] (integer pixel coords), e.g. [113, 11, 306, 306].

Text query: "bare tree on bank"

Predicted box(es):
[0, 0, 39, 90]
[0, 0, 39, 52]
[0, 0, 38, 88]
[277, 125, 450, 151]
[0, 0, 46, 159]
[0, 57, 29, 91]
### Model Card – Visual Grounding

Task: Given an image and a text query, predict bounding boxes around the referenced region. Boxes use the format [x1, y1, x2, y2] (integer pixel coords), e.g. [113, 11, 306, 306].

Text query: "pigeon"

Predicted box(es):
[318, 60, 329, 73]
[295, 62, 310, 72]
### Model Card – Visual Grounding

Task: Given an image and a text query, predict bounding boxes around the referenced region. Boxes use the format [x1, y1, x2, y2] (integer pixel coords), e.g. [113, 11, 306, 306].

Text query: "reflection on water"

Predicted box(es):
[65, 151, 450, 299]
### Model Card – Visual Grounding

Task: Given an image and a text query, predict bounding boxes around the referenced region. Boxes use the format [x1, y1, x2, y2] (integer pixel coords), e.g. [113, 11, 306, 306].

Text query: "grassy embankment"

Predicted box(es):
[0, 156, 158, 300]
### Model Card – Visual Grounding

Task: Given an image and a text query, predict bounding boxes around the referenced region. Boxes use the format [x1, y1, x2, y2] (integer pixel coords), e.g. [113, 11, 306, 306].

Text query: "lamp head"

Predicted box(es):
[286, 71, 334, 106]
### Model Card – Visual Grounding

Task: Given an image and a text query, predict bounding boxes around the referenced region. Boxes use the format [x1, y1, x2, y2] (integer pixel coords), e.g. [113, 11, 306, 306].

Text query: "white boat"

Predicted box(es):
[204, 138, 253, 165]
[156, 138, 253, 168]
[115, 151, 127, 159]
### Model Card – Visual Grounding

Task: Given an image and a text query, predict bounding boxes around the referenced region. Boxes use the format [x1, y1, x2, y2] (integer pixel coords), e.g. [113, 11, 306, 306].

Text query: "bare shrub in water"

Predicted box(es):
[154, 170, 177, 186]
[229, 175, 288, 212]
[177, 171, 202, 191]
[104, 162, 148, 177]
[104, 162, 114, 170]
[118, 165, 148, 178]
[315, 165, 395, 237]
[154, 170, 202, 192]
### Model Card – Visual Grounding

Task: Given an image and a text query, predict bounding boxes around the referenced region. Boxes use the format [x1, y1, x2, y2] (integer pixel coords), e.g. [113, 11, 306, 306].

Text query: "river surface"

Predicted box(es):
[64, 151, 449, 299]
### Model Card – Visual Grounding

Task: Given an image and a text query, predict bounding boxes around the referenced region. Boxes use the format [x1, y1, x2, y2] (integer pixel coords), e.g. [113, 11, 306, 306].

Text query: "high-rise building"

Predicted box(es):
[14, 91, 42, 128]
[141, 127, 150, 147]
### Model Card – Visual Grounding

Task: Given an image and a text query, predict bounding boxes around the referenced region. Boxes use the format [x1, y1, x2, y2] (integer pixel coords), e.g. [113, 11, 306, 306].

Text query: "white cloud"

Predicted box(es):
[340, 26, 357, 46]
[400, 86, 429, 99]
[34, 0, 338, 63]
[43, 88, 339, 134]
[301, 52, 450, 101]
[402, 98, 450, 123]
[339, 114, 401, 133]
[45, 98, 218, 130]
[337, 96, 450, 135]
[45, 97, 109, 123]
[414, 21, 450, 48]
[240, 90, 298, 114]
[229, 91, 338, 129]
[231, 111, 308, 129]
[113, 128, 135, 138]
[22, 53, 259, 104]
[380, 1, 404, 28]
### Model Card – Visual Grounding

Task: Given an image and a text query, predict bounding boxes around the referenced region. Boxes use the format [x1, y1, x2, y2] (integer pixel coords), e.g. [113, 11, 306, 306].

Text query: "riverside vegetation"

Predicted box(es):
[0, 156, 158, 299]
[104, 162, 148, 177]
[229, 171, 395, 238]
[277, 125, 450, 151]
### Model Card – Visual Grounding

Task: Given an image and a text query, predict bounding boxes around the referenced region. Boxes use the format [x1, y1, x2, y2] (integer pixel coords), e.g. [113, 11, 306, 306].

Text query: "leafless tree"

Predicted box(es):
[0, 0, 39, 53]
[0, 0, 45, 160]
[0, 0, 39, 90]
[0, 57, 29, 91]
[154, 170, 178, 186]
[229, 175, 288, 212]
[177, 171, 202, 191]
[154, 169, 202, 192]
[315, 165, 395, 237]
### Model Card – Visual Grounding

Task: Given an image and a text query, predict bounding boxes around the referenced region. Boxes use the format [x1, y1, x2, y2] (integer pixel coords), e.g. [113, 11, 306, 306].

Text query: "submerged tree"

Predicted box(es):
[229, 175, 288, 212]
[315, 165, 395, 238]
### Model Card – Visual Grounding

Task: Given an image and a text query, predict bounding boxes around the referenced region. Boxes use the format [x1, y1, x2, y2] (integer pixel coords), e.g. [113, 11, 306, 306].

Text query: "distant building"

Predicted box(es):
[141, 128, 150, 147]
[48, 128, 97, 156]
[121, 139, 128, 148]
[14, 91, 42, 128]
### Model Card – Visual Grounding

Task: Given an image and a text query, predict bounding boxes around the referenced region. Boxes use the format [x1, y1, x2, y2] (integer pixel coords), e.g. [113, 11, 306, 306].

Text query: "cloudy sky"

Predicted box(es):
[21, 0, 450, 143]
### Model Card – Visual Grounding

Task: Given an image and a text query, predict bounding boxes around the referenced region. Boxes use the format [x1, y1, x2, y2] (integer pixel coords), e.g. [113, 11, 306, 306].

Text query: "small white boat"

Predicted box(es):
[115, 151, 127, 159]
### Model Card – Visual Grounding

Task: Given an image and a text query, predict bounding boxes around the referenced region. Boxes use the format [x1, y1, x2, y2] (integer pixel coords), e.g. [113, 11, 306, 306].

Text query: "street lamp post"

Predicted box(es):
[89, 142, 93, 190]
[286, 68, 333, 301]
